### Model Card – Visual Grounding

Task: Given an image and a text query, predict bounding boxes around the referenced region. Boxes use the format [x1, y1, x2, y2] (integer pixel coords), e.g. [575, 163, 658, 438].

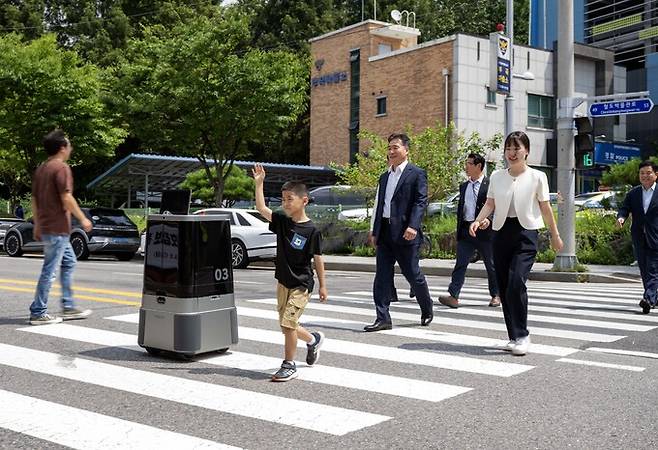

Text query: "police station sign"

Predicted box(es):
[594, 142, 641, 166]
[490, 32, 511, 95]
[311, 71, 348, 88]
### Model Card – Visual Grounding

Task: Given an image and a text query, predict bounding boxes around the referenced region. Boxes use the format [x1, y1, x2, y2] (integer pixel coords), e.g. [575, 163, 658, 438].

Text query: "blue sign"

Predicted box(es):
[311, 71, 348, 88]
[589, 99, 653, 117]
[594, 142, 641, 165]
[496, 58, 510, 94]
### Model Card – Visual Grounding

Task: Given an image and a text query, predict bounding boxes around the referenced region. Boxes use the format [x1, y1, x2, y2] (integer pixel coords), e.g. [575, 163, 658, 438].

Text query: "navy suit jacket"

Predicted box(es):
[618, 185, 658, 250]
[456, 177, 492, 241]
[372, 163, 427, 246]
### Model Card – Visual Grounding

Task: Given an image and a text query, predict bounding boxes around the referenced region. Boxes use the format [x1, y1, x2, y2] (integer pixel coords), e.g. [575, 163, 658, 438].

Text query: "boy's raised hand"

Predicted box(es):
[252, 163, 266, 184]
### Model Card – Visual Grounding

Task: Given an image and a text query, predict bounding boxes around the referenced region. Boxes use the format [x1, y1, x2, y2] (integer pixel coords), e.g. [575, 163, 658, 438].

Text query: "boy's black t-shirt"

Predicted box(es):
[269, 211, 322, 292]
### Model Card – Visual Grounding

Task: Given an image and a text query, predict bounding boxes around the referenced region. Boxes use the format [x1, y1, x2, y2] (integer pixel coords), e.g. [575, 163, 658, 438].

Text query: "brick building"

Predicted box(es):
[310, 20, 622, 191]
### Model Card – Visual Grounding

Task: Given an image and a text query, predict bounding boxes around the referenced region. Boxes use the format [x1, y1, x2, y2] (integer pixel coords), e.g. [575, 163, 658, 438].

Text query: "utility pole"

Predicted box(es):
[504, 0, 514, 139]
[554, 0, 578, 270]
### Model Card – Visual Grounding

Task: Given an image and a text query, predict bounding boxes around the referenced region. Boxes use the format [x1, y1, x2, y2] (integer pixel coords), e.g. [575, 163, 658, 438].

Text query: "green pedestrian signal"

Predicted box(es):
[583, 152, 594, 167]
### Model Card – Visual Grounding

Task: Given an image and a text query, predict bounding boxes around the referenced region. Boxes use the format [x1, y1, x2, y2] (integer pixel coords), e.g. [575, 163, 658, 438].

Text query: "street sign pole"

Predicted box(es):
[554, 0, 578, 271]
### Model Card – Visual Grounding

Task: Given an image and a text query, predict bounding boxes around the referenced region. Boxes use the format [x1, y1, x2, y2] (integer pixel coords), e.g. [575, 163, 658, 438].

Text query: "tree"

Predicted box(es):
[0, 33, 127, 204]
[180, 165, 254, 206]
[111, 10, 307, 205]
[336, 122, 502, 209]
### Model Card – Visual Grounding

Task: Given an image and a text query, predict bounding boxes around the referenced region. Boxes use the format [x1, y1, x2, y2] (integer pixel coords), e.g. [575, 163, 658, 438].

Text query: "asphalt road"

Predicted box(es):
[1, 254, 657, 449]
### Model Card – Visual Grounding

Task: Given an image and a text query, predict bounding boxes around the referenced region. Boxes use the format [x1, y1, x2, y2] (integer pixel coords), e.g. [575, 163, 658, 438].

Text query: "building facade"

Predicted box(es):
[310, 20, 619, 190]
[530, 0, 657, 154]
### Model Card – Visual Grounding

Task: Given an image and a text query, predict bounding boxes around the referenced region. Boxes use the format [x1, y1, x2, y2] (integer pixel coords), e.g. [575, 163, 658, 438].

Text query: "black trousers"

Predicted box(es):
[634, 240, 658, 306]
[373, 221, 433, 323]
[492, 218, 538, 340]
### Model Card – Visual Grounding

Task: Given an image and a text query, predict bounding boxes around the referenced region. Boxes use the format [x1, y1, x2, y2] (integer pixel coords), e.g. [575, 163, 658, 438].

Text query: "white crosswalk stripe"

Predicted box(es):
[0, 342, 390, 436]
[247, 298, 628, 342]
[2, 281, 654, 448]
[19, 323, 473, 402]
[106, 313, 535, 377]
[0, 389, 241, 450]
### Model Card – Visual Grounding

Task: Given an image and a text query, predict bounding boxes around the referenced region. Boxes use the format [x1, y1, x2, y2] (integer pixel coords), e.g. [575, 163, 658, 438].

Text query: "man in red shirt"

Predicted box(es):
[29, 130, 93, 325]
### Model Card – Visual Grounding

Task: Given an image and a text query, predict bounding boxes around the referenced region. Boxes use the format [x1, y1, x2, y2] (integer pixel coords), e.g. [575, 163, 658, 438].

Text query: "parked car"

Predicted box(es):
[309, 185, 368, 207]
[428, 192, 460, 216]
[192, 208, 276, 269]
[574, 191, 618, 210]
[3, 208, 140, 261]
[0, 217, 25, 250]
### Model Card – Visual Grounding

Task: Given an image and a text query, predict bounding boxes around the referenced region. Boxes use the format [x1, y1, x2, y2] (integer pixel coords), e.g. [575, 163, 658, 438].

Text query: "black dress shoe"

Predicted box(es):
[640, 299, 651, 314]
[364, 321, 393, 332]
[420, 314, 433, 326]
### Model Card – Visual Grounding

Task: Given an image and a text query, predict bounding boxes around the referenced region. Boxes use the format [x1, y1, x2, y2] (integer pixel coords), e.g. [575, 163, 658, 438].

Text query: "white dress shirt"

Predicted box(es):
[642, 183, 655, 213]
[383, 160, 409, 218]
[487, 167, 550, 230]
[464, 175, 484, 221]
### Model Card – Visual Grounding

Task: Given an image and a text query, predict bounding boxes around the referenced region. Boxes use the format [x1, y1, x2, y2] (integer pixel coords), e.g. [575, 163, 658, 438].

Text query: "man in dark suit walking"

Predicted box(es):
[617, 160, 658, 314]
[365, 133, 433, 331]
[438, 153, 500, 308]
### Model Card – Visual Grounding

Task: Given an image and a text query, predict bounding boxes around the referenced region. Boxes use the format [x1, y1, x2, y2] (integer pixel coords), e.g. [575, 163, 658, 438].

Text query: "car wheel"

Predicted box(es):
[70, 233, 89, 260]
[115, 252, 136, 261]
[231, 239, 249, 269]
[4, 232, 23, 257]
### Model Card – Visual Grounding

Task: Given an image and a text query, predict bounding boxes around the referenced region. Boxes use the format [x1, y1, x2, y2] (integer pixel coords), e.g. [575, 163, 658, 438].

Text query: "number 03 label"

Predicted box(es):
[214, 268, 230, 281]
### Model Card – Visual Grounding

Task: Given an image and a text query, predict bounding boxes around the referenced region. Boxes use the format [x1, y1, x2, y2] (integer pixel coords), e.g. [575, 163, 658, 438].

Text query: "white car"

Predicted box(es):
[574, 191, 617, 210]
[337, 207, 373, 221]
[193, 208, 277, 269]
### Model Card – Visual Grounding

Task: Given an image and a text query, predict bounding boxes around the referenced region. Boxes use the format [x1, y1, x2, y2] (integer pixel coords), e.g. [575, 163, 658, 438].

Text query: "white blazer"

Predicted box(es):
[487, 167, 550, 231]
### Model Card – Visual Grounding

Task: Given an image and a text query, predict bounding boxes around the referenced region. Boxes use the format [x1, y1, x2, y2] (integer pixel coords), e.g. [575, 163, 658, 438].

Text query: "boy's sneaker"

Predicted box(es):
[61, 308, 92, 321]
[272, 360, 297, 382]
[306, 331, 325, 366]
[29, 314, 63, 326]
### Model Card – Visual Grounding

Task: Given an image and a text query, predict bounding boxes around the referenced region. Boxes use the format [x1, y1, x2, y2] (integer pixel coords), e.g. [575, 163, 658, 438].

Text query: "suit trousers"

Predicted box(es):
[448, 225, 498, 299]
[492, 218, 538, 340]
[373, 222, 433, 323]
[634, 241, 658, 306]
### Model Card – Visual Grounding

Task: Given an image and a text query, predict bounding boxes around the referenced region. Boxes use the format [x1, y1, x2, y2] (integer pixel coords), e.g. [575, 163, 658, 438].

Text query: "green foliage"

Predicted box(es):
[111, 10, 307, 205]
[0, 33, 127, 203]
[180, 165, 255, 206]
[336, 122, 502, 205]
[600, 156, 658, 192]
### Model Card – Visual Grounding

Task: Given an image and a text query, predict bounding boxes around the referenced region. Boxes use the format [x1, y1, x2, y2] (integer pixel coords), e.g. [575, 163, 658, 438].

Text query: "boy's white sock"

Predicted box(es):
[307, 334, 317, 346]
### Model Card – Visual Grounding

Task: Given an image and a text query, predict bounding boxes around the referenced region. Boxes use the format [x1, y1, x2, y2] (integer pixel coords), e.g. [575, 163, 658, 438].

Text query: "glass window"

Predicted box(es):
[527, 94, 555, 129]
[87, 209, 135, 227]
[376, 97, 387, 115]
[486, 87, 496, 105]
[246, 211, 269, 223]
[236, 213, 250, 226]
[378, 43, 392, 55]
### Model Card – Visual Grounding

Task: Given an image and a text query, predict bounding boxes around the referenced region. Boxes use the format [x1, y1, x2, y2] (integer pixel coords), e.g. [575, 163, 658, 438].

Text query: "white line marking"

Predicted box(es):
[106, 313, 534, 377]
[556, 358, 645, 372]
[0, 343, 389, 436]
[0, 389, 239, 449]
[246, 299, 627, 343]
[587, 347, 658, 360]
[19, 324, 472, 403]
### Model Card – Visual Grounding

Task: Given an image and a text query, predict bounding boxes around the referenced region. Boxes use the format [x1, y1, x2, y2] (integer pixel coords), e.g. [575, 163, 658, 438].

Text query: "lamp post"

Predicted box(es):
[504, 0, 514, 138]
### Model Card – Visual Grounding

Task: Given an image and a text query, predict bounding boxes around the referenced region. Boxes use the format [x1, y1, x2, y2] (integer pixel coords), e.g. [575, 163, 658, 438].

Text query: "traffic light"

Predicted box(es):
[574, 117, 594, 168]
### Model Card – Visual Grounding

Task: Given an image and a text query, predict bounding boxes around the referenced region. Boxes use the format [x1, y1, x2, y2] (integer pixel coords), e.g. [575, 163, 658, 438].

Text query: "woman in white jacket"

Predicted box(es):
[469, 131, 563, 356]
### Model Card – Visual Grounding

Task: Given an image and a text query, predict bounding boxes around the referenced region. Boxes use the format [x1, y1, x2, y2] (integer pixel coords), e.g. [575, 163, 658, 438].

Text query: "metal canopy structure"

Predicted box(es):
[86, 153, 337, 208]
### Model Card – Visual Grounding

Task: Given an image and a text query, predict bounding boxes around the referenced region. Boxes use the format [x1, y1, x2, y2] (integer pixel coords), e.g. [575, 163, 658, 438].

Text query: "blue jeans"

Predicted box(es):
[30, 234, 77, 317]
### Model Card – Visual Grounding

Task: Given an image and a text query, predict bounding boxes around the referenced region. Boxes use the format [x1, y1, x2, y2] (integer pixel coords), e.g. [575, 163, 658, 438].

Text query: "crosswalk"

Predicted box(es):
[1, 279, 656, 448]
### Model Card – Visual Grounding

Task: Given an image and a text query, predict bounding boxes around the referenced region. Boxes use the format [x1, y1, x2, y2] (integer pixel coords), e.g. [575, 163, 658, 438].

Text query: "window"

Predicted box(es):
[486, 87, 496, 105]
[349, 49, 361, 163]
[246, 211, 269, 223]
[527, 94, 555, 129]
[378, 43, 392, 55]
[376, 96, 387, 116]
[236, 213, 250, 226]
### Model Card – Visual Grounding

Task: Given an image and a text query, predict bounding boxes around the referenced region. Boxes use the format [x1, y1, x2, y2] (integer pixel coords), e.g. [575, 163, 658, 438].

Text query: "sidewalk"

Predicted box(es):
[315, 255, 642, 284]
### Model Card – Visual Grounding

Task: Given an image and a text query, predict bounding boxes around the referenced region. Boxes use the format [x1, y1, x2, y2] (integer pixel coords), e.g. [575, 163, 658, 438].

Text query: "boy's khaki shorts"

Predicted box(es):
[276, 283, 310, 330]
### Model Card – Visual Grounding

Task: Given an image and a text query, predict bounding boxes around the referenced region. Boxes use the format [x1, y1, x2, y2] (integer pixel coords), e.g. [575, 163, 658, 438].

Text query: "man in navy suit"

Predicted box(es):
[438, 153, 500, 308]
[618, 160, 658, 314]
[365, 133, 434, 331]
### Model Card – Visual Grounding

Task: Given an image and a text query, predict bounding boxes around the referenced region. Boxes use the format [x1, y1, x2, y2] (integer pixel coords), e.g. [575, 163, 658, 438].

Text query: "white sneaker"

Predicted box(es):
[512, 336, 530, 356]
[503, 340, 516, 352]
